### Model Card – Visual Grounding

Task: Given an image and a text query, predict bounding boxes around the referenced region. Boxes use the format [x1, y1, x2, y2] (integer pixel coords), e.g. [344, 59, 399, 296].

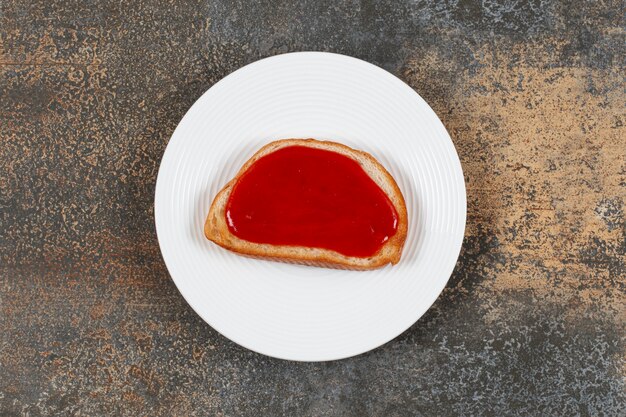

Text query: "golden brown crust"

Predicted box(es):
[204, 139, 408, 270]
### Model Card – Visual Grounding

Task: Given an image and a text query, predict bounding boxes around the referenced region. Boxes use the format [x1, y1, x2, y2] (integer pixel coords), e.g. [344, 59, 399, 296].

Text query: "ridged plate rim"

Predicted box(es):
[155, 52, 466, 361]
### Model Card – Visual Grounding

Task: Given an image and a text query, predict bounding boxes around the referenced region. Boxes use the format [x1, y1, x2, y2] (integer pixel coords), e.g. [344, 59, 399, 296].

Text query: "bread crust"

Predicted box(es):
[204, 139, 408, 270]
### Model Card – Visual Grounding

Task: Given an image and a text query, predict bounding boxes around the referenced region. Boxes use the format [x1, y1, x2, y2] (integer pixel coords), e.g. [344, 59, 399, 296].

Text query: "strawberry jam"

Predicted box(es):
[225, 145, 399, 257]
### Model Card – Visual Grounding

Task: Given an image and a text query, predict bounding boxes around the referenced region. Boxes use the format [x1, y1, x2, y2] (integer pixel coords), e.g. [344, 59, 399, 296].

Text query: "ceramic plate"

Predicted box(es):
[155, 52, 466, 361]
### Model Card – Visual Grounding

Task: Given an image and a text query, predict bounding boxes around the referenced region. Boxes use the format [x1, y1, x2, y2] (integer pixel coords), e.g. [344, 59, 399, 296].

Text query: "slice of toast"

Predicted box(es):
[204, 139, 408, 270]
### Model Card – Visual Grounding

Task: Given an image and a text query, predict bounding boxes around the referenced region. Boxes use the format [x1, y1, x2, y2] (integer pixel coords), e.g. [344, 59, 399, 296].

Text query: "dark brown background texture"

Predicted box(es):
[1, 0, 624, 416]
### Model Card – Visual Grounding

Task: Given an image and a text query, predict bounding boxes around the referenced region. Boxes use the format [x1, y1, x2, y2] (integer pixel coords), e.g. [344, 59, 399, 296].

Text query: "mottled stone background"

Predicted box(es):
[1, 0, 624, 416]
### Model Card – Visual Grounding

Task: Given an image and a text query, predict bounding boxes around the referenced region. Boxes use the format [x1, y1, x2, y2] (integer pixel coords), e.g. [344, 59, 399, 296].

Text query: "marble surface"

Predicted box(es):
[1, 0, 624, 415]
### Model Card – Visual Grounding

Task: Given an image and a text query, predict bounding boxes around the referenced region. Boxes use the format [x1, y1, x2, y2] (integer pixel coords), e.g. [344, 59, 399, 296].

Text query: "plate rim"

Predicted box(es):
[154, 51, 467, 361]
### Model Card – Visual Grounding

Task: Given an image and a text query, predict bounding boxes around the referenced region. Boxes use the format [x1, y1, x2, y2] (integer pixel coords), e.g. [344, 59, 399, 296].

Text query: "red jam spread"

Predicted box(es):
[225, 145, 399, 257]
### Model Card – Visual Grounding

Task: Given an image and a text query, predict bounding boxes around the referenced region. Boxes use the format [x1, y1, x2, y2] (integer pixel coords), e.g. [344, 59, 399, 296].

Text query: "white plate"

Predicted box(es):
[155, 52, 466, 361]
